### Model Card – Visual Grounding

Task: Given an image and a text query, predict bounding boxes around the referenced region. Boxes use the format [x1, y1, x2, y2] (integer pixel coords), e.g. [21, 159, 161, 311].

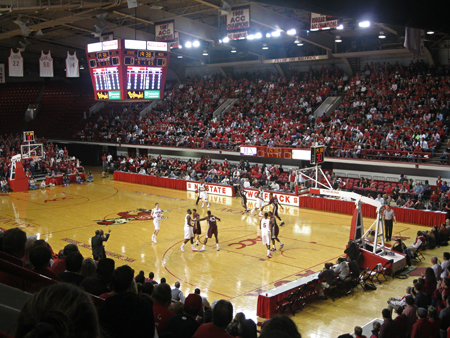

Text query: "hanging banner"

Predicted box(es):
[227, 31, 248, 40]
[155, 20, 175, 41]
[169, 31, 180, 49]
[0, 64, 5, 83]
[310, 13, 338, 31]
[8, 49, 24, 77]
[226, 6, 250, 31]
[66, 51, 80, 78]
[39, 51, 54, 77]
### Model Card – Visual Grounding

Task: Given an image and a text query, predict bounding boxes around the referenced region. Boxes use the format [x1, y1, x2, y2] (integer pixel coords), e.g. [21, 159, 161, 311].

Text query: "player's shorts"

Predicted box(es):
[184, 226, 194, 240]
[271, 224, 279, 239]
[206, 224, 218, 239]
[153, 219, 161, 230]
[261, 231, 271, 246]
[257, 198, 264, 208]
[193, 222, 201, 235]
[201, 192, 208, 200]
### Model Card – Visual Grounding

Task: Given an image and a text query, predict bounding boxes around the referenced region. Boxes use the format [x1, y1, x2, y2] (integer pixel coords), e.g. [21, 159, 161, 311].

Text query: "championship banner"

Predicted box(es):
[0, 64, 5, 83]
[155, 20, 175, 41]
[264, 55, 327, 64]
[226, 6, 250, 31]
[310, 13, 338, 31]
[244, 188, 300, 207]
[187, 181, 234, 197]
[169, 31, 180, 49]
[227, 31, 248, 40]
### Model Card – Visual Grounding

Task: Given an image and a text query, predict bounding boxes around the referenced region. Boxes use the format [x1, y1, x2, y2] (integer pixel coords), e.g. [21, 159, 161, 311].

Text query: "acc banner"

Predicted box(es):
[310, 13, 338, 31]
[226, 6, 250, 31]
[39, 51, 54, 77]
[8, 49, 23, 77]
[155, 21, 175, 41]
[0, 64, 5, 83]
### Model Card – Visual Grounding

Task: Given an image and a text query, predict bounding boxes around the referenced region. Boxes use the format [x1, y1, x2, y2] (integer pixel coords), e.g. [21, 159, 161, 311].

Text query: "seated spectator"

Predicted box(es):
[1, 227, 26, 260]
[404, 198, 415, 208]
[171, 281, 185, 303]
[63, 174, 70, 187]
[1, 177, 9, 193]
[396, 196, 406, 207]
[29, 177, 38, 190]
[405, 232, 426, 258]
[142, 282, 155, 296]
[164, 293, 203, 338]
[16, 283, 100, 338]
[51, 243, 79, 274]
[99, 265, 136, 300]
[80, 258, 97, 278]
[193, 300, 235, 338]
[58, 252, 85, 286]
[317, 262, 336, 300]
[76, 173, 84, 184]
[334, 257, 350, 280]
[430, 257, 442, 280]
[135, 270, 146, 284]
[28, 242, 61, 281]
[387, 286, 412, 313]
[260, 315, 301, 338]
[412, 282, 429, 308]
[87, 172, 94, 182]
[152, 282, 176, 334]
[414, 199, 425, 210]
[80, 257, 115, 296]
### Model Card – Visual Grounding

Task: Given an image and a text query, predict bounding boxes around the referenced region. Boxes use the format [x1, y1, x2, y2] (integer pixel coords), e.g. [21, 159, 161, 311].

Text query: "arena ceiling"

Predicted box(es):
[0, 0, 448, 69]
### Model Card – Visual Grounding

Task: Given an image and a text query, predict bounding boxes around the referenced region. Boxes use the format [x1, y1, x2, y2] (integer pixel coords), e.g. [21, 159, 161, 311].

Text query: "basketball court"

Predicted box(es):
[0, 170, 434, 337]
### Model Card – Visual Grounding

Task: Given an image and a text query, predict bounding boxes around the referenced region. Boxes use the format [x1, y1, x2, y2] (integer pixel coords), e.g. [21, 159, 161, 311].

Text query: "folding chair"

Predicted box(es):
[327, 279, 343, 301]
[375, 259, 394, 281]
[292, 285, 307, 312]
[275, 292, 296, 315]
[411, 244, 425, 262]
[358, 267, 378, 290]
[304, 280, 320, 303]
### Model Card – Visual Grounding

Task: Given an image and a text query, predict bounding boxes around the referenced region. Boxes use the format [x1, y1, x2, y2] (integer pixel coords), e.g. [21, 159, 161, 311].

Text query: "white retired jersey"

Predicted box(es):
[152, 208, 162, 220]
[66, 52, 79, 78]
[261, 219, 271, 232]
[39, 51, 54, 77]
[8, 49, 23, 77]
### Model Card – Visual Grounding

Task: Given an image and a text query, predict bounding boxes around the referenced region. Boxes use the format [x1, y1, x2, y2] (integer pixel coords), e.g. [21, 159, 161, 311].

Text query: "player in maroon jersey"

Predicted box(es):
[263, 193, 285, 226]
[239, 187, 250, 212]
[192, 208, 201, 245]
[268, 211, 284, 251]
[198, 210, 221, 251]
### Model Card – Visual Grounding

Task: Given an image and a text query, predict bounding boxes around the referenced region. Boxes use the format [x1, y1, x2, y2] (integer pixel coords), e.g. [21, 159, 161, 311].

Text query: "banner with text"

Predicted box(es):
[226, 6, 250, 31]
[310, 13, 338, 31]
[0, 64, 5, 83]
[187, 181, 234, 197]
[264, 55, 327, 64]
[155, 20, 175, 41]
[244, 189, 300, 207]
[227, 31, 248, 40]
[169, 31, 180, 49]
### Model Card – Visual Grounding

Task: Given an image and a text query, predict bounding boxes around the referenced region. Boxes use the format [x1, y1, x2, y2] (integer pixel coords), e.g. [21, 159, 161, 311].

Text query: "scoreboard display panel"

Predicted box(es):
[86, 39, 170, 101]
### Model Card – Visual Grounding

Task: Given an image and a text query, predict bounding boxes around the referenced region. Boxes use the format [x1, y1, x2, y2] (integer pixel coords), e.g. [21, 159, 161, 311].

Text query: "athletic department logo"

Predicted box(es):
[97, 208, 169, 225]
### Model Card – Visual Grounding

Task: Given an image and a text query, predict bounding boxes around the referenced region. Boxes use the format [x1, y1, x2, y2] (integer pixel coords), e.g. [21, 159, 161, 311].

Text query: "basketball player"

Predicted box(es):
[198, 179, 210, 208]
[192, 208, 201, 245]
[180, 209, 197, 252]
[251, 186, 265, 217]
[239, 187, 250, 212]
[260, 212, 273, 258]
[198, 210, 221, 251]
[268, 211, 284, 251]
[263, 193, 286, 226]
[151, 203, 163, 243]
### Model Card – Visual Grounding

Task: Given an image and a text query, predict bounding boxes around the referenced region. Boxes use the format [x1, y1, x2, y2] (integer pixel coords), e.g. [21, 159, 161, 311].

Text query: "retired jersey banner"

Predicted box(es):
[0, 64, 5, 83]
[226, 6, 250, 31]
[310, 13, 338, 31]
[155, 21, 175, 41]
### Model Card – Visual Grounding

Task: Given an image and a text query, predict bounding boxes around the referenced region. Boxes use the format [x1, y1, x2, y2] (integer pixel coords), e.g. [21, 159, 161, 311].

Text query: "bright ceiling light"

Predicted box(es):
[427, 31, 435, 35]
[335, 36, 342, 43]
[185, 41, 192, 48]
[202, 50, 208, 55]
[271, 30, 281, 37]
[262, 43, 268, 50]
[177, 55, 183, 58]
[178, 45, 182, 49]
[378, 31, 386, 39]
[358, 21, 370, 28]
[193, 40, 200, 47]
[231, 48, 236, 53]
[266, 32, 271, 38]
[297, 42, 303, 46]
[223, 37, 230, 43]
[336, 24, 344, 30]
[247, 34, 254, 40]
[219, 39, 222, 43]
[286, 29, 296, 36]
[254, 32, 262, 39]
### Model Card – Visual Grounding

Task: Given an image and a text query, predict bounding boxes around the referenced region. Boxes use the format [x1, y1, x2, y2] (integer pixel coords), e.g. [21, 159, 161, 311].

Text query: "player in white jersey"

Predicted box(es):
[260, 212, 273, 258]
[198, 179, 210, 208]
[180, 209, 197, 252]
[151, 203, 163, 243]
[251, 186, 265, 217]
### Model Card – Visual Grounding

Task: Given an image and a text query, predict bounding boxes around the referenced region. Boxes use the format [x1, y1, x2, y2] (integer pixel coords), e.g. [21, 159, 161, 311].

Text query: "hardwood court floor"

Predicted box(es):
[0, 170, 436, 337]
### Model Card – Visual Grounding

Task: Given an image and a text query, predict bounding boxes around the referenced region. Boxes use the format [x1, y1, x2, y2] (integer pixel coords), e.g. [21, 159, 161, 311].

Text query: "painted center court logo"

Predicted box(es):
[97, 208, 169, 225]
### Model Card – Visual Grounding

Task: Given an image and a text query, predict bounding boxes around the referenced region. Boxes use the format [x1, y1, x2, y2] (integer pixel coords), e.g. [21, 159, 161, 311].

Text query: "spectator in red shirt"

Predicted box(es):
[193, 300, 234, 338]
[153, 282, 176, 335]
[51, 243, 79, 275]
[411, 307, 432, 338]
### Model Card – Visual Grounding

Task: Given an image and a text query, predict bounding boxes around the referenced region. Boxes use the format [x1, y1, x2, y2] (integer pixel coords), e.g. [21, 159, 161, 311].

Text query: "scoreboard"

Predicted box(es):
[86, 39, 170, 101]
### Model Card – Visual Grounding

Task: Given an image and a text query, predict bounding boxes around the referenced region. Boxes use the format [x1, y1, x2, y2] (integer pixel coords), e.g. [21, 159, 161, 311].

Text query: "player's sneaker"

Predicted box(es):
[192, 248, 198, 252]
[280, 244, 284, 250]
[196, 240, 199, 245]
[199, 247, 205, 252]
[180, 246, 185, 252]
[207, 203, 210, 208]
[267, 253, 272, 258]
[153, 238, 157, 243]
[270, 247, 276, 251]
[217, 247, 220, 251]
[280, 221, 285, 226]
[245, 209, 250, 212]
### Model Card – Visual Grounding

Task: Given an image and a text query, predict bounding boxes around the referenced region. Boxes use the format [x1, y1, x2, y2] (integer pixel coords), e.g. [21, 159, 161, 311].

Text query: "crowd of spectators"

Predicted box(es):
[73, 61, 450, 164]
[0, 227, 303, 338]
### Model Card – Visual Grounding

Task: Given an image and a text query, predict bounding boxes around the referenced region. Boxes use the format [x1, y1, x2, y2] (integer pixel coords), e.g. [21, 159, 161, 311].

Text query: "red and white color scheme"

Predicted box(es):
[39, 51, 54, 77]
[0, 63, 5, 83]
[244, 189, 299, 207]
[169, 32, 180, 49]
[187, 181, 234, 197]
[8, 49, 23, 77]
[310, 13, 338, 31]
[66, 51, 80, 77]
[155, 20, 175, 41]
[226, 6, 250, 31]
[227, 31, 248, 41]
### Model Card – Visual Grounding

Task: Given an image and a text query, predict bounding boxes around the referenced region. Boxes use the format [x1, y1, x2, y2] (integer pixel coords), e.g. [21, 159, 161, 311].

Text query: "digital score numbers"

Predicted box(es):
[85, 39, 170, 101]
[23, 131, 35, 142]
[310, 146, 325, 165]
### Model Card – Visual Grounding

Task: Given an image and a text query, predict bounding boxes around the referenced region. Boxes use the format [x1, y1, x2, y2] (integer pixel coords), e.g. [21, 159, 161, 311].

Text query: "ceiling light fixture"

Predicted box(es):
[358, 21, 370, 28]
[336, 24, 344, 30]
[193, 40, 200, 47]
[427, 31, 435, 35]
[271, 30, 281, 37]
[286, 29, 296, 36]
[223, 37, 230, 43]
[335, 36, 342, 43]
[254, 32, 262, 39]
[262, 43, 268, 50]
[231, 48, 237, 53]
[185, 41, 192, 48]
[378, 31, 386, 38]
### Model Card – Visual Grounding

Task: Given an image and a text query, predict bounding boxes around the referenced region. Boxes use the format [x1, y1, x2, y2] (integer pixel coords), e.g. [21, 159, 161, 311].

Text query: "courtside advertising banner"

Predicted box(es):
[244, 189, 300, 206]
[187, 181, 234, 197]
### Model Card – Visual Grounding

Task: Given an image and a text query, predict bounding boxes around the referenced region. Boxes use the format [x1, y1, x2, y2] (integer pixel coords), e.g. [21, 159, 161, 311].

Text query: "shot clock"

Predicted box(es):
[310, 146, 325, 165]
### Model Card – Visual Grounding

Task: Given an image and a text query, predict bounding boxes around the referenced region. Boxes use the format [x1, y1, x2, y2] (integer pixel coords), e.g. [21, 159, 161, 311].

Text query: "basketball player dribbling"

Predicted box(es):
[198, 210, 221, 251]
[151, 203, 163, 243]
[264, 193, 285, 226]
[239, 187, 250, 212]
[260, 212, 273, 258]
[268, 211, 284, 251]
[198, 179, 210, 208]
[180, 209, 198, 252]
[192, 208, 201, 245]
[251, 186, 265, 217]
